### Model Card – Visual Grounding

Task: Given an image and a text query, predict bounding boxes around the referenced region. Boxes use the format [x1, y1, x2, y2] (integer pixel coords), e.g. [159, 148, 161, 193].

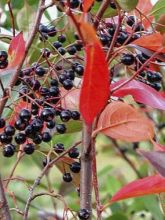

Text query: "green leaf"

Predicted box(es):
[116, 0, 138, 12]
[150, 0, 165, 20]
[16, 2, 36, 32]
[92, 1, 117, 17]
[108, 213, 128, 220]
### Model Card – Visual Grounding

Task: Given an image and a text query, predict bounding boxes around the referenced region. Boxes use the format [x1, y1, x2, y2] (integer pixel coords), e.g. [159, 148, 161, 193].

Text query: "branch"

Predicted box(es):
[93, 0, 112, 29]
[80, 123, 93, 219]
[0, 0, 46, 117]
[0, 175, 11, 220]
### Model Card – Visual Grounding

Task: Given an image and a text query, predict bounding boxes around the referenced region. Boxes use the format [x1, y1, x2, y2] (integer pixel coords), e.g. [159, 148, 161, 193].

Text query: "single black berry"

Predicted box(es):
[71, 111, 80, 120]
[110, 1, 117, 9]
[50, 79, 59, 87]
[3, 144, 16, 157]
[58, 47, 66, 55]
[0, 60, 8, 69]
[126, 15, 136, 26]
[40, 108, 55, 122]
[133, 23, 144, 32]
[24, 143, 35, 155]
[60, 110, 72, 122]
[70, 162, 81, 173]
[59, 74, 67, 83]
[31, 118, 44, 132]
[75, 65, 84, 76]
[25, 125, 35, 137]
[117, 32, 128, 44]
[58, 34, 66, 43]
[15, 133, 26, 144]
[67, 46, 77, 55]
[62, 79, 73, 90]
[78, 209, 90, 220]
[4, 125, 15, 136]
[54, 143, 65, 154]
[65, 69, 75, 80]
[46, 121, 56, 129]
[121, 54, 135, 65]
[63, 173, 72, 182]
[42, 132, 52, 142]
[68, 147, 79, 158]
[0, 133, 12, 144]
[39, 24, 49, 33]
[53, 41, 62, 49]
[19, 109, 31, 122]
[41, 48, 51, 58]
[33, 134, 42, 144]
[56, 124, 66, 134]
[49, 86, 60, 96]
[35, 66, 46, 77]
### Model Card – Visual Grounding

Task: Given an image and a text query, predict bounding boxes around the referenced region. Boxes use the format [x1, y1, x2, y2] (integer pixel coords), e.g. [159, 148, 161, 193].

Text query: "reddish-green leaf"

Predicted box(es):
[79, 43, 109, 124]
[93, 101, 154, 142]
[82, 0, 94, 12]
[8, 32, 25, 67]
[133, 33, 165, 52]
[111, 175, 165, 203]
[61, 88, 80, 110]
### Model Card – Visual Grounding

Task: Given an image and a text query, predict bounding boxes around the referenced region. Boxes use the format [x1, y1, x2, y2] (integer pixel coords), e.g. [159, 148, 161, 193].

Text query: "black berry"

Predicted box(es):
[70, 162, 81, 173]
[15, 133, 26, 144]
[54, 143, 65, 154]
[4, 125, 15, 136]
[121, 54, 135, 65]
[78, 209, 90, 220]
[60, 110, 71, 122]
[71, 111, 80, 120]
[42, 132, 52, 142]
[56, 124, 66, 134]
[68, 147, 79, 158]
[63, 173, 72, 182]
[19, 109, 31, 122]
[24, 143, 35, 155]
[3, 144, 16, 157]
[0, 118, 6, 128]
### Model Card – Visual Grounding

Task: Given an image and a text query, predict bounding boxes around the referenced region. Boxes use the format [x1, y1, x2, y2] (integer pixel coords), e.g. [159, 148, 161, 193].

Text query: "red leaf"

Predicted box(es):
[136, 0, 153, 28]
[111, 79, 165, 110]
[140, 150, 165, 177]
[82, 0, 94, 12]
[133, 33, 165, 52]
[79, 43, 109, 124]
[111, 175, 165, 203]
[8, 32, 25, 68]
[93, 101, 154, 142]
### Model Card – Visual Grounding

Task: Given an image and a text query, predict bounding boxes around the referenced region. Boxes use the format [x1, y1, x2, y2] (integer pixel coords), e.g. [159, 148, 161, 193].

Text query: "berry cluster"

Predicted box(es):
[0, 50, 8, 69]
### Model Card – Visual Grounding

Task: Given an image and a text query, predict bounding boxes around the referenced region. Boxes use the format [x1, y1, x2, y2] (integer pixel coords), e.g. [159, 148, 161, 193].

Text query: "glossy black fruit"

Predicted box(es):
[46, 121, 56, 129]
[40, 108, 55, 122]
[19, 109, 31, 122]
[58, 47, 66, 55]
[146, 71, 162, 82]
[117, 32, 128, 44]
[70, 0, 80, 8]
[3, 144, 16, 157]
[15, 133, 26, 144]
[0, 133, 12, 144]
[78, 209, 90, 220]
[110, 1, 117, 9]
[35, 66, 46, 77]
[62, 79, 73, 90]
[42, 132, 52, 142]
[24, 143, 35, 155]
[63, 173, 72, 182]
[56, 124, 66, 134]
[75, 65, 84, 76]
[0, 60, 8, 69]
[68, 147, 79, 158]
[70, 162, 81, 173]
[33, 134, 42, 144]
[121, 54, 135, 65]
[49, 86, 60, 96]
[126, 15, 136, 26]
[54, 143, 64, 154]
[4, 125, 15, 136]
[58, 34, 66, 43]
[71, 111, 80, 120]
[60, 110, 71, 122]
[67, 46, 77, 55]
[31, 118, 44, 132]
[53, 41, 62, 49]
[50, 79, 59, 87]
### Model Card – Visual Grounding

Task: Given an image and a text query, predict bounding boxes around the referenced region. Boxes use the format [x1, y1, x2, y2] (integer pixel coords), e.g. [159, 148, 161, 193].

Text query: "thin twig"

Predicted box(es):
[0, 175, 12, 220]
[7, 0, 16, 37]
[93, 0, 112, 29]
[111, 139, 142, 178]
